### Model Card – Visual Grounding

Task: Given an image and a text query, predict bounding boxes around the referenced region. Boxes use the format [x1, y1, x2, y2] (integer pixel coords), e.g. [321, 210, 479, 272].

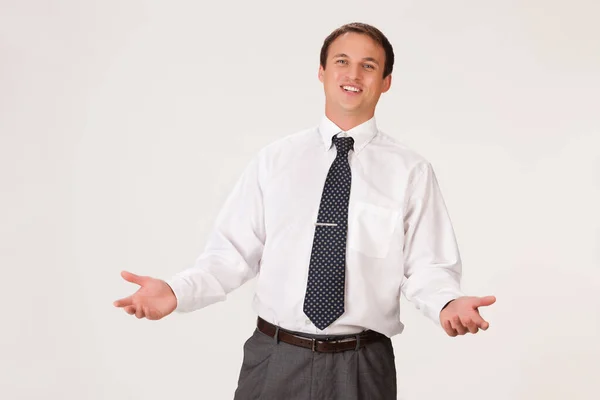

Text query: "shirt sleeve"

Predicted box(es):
[401, 162, 466, 326]
[165, 152, 267, 313]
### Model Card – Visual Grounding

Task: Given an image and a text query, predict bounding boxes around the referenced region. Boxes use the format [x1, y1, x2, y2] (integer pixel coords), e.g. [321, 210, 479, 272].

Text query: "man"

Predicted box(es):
[114, 22, 496, 399]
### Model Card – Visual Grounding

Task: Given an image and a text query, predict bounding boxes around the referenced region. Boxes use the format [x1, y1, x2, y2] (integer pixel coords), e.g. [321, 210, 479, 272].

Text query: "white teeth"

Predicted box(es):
[342, 86, 360, 92]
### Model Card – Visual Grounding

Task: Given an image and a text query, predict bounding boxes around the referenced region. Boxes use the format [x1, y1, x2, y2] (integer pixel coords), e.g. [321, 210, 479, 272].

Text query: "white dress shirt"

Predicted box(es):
[166, 116, 465, 337]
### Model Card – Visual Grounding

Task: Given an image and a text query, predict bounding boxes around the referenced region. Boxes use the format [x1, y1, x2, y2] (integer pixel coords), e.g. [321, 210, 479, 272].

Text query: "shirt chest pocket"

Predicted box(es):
[347, 201, 401, 259]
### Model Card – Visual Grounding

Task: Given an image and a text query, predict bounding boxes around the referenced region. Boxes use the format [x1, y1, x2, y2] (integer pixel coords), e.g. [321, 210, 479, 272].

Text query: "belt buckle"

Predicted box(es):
[311, 338, 317, 352]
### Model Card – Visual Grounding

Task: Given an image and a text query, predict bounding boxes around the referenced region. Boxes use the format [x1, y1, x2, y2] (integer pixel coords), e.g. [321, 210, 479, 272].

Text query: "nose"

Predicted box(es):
[347, 63, 363, 81]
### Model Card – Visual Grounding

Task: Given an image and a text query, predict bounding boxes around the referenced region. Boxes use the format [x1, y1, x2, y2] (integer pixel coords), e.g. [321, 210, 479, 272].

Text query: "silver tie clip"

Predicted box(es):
[315, 222, 338, 226]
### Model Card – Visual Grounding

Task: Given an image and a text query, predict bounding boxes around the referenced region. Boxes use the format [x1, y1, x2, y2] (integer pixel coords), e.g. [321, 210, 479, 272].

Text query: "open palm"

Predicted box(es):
[440, 295, 496, 336]
[113, 271, 177, 320]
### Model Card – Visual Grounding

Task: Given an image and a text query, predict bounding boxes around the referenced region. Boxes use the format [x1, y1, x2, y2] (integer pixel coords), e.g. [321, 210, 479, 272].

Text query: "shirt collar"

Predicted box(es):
[318, 115, 379, 154]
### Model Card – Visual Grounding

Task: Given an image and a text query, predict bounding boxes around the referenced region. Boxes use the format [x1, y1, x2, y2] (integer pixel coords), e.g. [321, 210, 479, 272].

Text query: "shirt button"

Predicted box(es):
[305, 319, 311, 325]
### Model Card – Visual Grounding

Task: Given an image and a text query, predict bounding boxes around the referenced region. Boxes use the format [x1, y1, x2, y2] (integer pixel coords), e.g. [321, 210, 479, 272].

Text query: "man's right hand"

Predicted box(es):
[113, 271, 177, 320]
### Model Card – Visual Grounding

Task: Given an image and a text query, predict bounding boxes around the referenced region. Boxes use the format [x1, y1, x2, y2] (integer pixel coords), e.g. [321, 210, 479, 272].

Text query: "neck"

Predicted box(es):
[325, 107, 373, 132]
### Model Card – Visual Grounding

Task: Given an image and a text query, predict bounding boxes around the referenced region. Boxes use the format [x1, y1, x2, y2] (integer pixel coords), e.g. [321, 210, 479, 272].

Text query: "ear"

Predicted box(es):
[318, 65, 325, 83]
[381, 74, 392, 93]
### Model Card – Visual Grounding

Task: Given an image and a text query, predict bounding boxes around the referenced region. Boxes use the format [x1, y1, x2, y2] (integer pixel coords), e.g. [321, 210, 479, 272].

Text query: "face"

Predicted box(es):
[319, 32, 391, 121]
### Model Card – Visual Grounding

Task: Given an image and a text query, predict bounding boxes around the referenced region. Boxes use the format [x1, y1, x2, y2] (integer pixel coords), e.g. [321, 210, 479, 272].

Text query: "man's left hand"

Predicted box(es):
[440, 295, 496, 336]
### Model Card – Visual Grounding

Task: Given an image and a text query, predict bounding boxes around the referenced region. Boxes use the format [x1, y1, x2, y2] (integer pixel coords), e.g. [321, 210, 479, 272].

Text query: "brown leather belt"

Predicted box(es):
[256, 317, 386, 353]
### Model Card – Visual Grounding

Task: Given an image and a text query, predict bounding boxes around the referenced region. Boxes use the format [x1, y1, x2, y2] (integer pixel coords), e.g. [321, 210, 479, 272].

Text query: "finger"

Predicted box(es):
[442, 319, 458, 337]
[146, 308, 160, 321]
[124, 306, 136, 315]
[121, 271, 145, 286]
[475, 295, 496, 308]
[472, 311, 490, 330]
[113, 296, 133, 308]
[142, 306, 152, 320]
[460, 316, 479, 334]
[135, 306, 144, 319]
[451, 316, 468, 335]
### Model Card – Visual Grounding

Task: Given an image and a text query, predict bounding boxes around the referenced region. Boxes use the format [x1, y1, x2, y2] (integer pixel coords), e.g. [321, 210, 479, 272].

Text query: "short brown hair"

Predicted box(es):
[320, 22, 395, 78]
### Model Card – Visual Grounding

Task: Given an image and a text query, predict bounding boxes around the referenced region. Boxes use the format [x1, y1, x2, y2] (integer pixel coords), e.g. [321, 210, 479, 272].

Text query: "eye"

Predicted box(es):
[363, 64, 375, 70]
[336, 59, 348, 65]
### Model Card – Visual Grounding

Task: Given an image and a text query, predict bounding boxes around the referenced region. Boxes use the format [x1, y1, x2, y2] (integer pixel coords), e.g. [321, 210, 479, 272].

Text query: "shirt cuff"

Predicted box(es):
[424, 290, 466, 326]
[164, 275, 191, 313]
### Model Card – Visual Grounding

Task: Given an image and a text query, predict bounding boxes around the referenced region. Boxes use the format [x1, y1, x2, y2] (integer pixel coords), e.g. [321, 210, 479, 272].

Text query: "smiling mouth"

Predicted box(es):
[341, 85, 362, 93]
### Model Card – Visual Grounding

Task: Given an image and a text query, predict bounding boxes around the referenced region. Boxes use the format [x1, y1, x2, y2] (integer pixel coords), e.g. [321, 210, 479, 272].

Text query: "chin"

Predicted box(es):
[338, 103, 362, 113]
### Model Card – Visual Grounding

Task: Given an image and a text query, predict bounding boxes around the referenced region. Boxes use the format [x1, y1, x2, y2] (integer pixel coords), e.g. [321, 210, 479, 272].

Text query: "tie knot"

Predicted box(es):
[332, 136, 354, 154]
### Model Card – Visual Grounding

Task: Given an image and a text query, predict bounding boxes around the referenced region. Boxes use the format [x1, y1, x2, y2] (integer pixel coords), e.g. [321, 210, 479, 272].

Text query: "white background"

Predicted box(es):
[1, 1, 599, 399]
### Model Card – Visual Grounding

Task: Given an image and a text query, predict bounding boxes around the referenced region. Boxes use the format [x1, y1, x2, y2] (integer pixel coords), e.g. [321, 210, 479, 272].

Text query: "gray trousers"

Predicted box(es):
[233, 327, 397, 400]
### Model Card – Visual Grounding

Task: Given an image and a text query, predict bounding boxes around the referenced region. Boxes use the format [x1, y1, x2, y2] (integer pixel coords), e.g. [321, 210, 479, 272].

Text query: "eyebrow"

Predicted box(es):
[332, 53, 380, 66]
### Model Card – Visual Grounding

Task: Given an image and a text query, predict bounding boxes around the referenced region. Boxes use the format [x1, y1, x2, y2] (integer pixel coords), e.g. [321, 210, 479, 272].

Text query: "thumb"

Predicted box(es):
[475, 295, 496, 308]
[121, 270, 146, 286]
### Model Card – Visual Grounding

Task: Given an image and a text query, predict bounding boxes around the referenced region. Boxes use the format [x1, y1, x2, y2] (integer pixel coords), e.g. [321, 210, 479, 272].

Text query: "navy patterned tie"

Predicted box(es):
[303, 135, 354, 330]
